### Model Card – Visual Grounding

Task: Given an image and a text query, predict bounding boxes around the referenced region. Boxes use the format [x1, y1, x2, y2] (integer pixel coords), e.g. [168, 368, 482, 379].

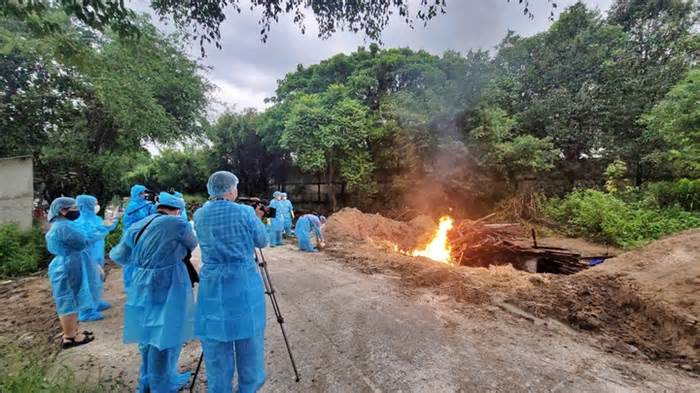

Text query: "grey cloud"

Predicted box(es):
[130, 0, 614, 111]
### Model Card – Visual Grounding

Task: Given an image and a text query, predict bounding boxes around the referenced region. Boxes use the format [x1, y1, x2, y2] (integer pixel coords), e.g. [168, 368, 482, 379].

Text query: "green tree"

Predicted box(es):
[0, 10, 210, 202]
[642, 68, 700, 178]
[281, 86, 379, 211]
[209, 109, 290, 196]
[465, 107, 558, 186]
[605, 0, 697, 183]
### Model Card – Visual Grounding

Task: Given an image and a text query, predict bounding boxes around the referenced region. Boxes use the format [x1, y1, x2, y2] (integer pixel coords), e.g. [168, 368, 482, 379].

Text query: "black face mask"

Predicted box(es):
[64, 210, 80, 221]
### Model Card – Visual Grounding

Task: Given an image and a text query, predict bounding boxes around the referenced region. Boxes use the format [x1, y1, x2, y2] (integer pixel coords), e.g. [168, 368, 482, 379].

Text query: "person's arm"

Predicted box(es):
[310, 216, 324, 242]
[108, 227, 135, 267]
[249, 206, 269, 248]
[62, 224, 91, 252]
[179, 218, 198, 251]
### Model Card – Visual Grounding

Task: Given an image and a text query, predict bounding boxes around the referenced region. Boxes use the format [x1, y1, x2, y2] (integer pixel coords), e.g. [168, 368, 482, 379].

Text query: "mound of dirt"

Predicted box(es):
[510, 230, 700, 371]
[325, 208, 435, 250]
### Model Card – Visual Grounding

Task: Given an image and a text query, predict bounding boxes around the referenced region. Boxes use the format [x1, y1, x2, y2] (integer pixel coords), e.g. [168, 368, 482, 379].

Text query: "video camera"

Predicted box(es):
[143, 189, 158, 203]
[238, 197, 277, 219]
[143, 187, 178, 204]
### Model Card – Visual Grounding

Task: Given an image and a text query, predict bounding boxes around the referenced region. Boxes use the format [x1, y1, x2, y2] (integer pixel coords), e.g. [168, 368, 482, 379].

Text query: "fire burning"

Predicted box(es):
[410, 216, 454, 264]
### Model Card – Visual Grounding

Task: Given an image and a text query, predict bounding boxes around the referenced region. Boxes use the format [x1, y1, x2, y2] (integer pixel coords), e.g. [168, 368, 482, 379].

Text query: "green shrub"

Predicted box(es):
[544, 189, 700, 248]
[104, 222, 123, 250]
[0, 224, 49, 277]
[643, 179, 700, 211]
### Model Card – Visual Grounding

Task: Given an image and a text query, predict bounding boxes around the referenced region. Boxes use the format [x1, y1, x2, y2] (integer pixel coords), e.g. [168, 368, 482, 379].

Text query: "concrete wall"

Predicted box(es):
[0, 156, 33, 229]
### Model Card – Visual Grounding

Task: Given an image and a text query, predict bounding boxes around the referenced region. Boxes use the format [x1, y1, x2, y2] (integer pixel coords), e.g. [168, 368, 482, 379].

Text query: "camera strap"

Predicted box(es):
[134, 213, 164, 245]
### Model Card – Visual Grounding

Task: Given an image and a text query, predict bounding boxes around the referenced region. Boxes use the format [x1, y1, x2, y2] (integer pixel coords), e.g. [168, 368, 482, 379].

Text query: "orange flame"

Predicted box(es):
[411, 216, 454, 264]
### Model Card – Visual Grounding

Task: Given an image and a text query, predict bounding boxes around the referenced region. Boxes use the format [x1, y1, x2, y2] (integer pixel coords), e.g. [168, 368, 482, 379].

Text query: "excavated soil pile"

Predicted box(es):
[324, 208, 435, 249]
[510, 229, 700, 372]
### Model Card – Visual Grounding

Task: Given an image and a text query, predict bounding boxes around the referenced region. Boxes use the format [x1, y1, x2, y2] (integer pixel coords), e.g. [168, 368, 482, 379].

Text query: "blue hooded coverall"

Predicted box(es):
[46, 198, 101, 318]
[268, 193, 284, 246]
[295, 214, 324, 252]
[109, 193, 196, 393]
[75, 194, 117, 320]
[281, 195, 294, 237]
[194, 199, 269, 393]
[121, 184, 156, 288]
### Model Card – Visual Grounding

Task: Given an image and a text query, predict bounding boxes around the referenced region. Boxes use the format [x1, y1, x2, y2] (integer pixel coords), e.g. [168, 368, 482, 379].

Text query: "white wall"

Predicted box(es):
[0, 156, 33, 229]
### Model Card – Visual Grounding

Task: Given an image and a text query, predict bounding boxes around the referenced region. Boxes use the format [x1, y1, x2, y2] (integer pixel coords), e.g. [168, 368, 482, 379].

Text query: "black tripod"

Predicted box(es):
[190, 248, 301, 390]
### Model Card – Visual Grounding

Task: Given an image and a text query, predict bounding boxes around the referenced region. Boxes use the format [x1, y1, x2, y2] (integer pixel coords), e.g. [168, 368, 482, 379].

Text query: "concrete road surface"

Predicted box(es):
[58, 244, 698, 392]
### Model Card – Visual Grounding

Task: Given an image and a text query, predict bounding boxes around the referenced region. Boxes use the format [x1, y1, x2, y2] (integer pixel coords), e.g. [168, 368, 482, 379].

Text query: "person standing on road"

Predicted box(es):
[295, 214, 326, 252]
[109, 192, 197, 392]
[194, 171, 269, 393]
[75, 194, 117, 321]
[46, 197, 107, 349]
[268, 191, 284, 246]
[281, 193, 295, 238]
[121, 184, 157, 289]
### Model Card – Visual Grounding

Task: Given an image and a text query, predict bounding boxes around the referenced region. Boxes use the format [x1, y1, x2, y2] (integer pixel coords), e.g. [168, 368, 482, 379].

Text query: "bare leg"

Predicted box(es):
[59, 313, 87, 341]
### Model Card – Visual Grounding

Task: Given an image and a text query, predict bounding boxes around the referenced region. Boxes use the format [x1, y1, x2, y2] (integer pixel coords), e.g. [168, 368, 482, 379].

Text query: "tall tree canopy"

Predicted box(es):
[0, 10, 211, 201]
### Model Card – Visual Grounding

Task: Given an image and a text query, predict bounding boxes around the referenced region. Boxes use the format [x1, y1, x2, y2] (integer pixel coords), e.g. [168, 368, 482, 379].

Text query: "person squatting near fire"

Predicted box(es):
[75, 194, 118, 322]
[194, 171, 269, 393]
[281, 192, 294, 237]
[109, 192, 197, 392]
[46, 197, 113, 349]
[268, 191, 285, 246]
[121, 184, 157, 289]
[295, 214, 326, 252]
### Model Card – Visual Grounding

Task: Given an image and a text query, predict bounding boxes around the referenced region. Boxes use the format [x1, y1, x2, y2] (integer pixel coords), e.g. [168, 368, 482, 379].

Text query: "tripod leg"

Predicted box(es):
[255, 249, 301, 382]
[190, 352, 204, 391]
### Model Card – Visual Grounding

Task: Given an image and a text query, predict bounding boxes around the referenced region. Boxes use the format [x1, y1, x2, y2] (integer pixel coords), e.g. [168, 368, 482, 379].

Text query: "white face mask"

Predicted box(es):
[94, 205, 101, 214]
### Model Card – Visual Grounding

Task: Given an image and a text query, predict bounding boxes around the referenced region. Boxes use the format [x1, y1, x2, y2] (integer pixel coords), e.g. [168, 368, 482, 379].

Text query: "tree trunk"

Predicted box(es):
[327, 150, 337, 212]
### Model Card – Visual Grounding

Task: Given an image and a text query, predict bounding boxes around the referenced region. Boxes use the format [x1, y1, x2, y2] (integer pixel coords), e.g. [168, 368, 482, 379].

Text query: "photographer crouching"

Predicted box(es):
[193, 171, 269, 393]
[109, 192, 197, 392]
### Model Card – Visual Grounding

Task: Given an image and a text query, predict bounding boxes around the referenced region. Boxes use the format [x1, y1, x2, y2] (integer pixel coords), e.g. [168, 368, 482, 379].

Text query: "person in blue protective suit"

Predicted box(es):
[295, 214, 327, 252]
[173, 191, 188, 221]
[109, 192, 197, 393]
[281, 193, 294, 238]
[268, 191, 284, 246]
[46, 197, 100, 350]
[194, 171, 268, 393]
[75, 195, 117, 321]
[121, 184, 157, 289]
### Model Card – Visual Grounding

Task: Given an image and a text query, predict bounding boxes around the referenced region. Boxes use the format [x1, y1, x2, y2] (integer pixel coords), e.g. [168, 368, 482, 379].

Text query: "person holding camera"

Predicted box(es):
[109, 192, 197, 392]
[121, 184, 157, 289]
[194, 171, 269, 393]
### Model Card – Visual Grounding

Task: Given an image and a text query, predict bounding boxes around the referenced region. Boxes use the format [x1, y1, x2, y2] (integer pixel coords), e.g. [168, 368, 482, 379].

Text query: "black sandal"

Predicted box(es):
[81, 330, 94, 336]
[61, 334, 95, 350]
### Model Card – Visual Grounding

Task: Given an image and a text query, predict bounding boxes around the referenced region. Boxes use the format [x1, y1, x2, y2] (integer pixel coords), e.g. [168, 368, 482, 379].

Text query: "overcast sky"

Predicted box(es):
[132, 0, 613, 113]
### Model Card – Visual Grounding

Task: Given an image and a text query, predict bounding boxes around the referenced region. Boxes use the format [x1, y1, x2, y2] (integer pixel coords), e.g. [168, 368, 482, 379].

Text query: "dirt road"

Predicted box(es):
[58, 244, 697, 392]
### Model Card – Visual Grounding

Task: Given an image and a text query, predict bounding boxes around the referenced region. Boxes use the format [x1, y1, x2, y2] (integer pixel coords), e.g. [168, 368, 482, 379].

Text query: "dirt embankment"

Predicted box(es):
[511, 230, 700, 371]
[324, 208, 700, 372]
